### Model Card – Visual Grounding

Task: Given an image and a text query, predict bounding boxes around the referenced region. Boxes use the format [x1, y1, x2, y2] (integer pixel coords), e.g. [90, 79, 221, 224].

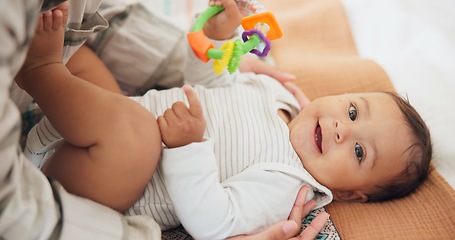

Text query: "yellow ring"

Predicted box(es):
[213, 41, 235, 74]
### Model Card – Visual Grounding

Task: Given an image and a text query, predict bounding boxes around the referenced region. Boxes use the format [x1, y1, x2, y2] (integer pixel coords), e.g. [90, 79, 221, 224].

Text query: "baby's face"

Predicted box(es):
[288, 92, 412, 198]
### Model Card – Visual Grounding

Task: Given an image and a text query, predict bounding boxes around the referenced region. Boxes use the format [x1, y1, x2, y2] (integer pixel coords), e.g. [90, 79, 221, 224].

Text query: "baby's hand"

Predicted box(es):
[283, 81, 311, 108]
[158, 85, 207, 148]
[204, 0, 248, 40]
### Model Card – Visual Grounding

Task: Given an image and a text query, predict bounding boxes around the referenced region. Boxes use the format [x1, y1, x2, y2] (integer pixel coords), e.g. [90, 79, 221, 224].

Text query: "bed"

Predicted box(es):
[89, 0, 455, 238]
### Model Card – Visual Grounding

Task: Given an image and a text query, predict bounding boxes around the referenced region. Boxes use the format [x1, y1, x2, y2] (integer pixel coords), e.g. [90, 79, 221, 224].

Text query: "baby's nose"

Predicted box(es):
[334, 120, 351, 143]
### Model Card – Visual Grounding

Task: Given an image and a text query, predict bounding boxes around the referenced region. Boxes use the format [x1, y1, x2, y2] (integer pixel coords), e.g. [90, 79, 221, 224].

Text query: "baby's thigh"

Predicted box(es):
[42, 118, 162, 212]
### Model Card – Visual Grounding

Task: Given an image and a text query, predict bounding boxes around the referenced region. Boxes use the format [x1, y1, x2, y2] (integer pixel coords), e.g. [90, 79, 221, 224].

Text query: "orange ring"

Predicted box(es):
[187, 31, 214, 62]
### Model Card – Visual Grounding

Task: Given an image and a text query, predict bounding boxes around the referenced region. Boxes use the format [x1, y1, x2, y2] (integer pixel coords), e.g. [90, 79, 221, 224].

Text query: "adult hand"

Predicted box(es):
[227, 186, 330, 240]
[239, 56, 310, 108]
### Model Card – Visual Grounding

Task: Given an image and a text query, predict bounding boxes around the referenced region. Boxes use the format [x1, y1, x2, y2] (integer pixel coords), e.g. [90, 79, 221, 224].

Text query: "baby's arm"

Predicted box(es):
[184, 0, 246, 87]
[282, 81, 311, 108]
[158, 85, 206, 148]
[162, 151, 305, 239]
[204, 1, 310, 109]
[239, 56, 311, 108]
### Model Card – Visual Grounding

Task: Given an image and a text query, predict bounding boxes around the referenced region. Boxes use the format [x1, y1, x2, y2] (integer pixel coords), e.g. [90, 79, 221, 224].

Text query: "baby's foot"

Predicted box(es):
[16, 2, 69, 88]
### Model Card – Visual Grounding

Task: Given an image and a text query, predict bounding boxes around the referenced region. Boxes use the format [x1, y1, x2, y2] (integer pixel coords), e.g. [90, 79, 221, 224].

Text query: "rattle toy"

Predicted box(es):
[187, 0, 283, 74]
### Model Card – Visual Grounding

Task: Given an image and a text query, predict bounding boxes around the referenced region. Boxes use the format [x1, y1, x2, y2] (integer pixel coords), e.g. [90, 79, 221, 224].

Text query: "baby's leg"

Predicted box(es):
[15, 5, 67, 87]
[66, 44, 123, 93]
[18, 4, 162, 212]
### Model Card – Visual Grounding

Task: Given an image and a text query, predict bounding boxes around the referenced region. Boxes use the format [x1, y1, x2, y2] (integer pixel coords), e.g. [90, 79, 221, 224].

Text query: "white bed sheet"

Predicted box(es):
[341, 0, 455, 188]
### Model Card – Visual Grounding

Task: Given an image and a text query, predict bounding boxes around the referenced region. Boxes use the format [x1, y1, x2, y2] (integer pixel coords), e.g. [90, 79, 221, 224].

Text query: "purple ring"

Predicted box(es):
[242, 29, 271, 57]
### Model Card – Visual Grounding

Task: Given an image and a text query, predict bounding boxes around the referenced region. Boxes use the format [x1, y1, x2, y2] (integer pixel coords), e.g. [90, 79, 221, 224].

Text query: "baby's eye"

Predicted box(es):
[355, 143, 364, 162]
[348, 104, 357, 121]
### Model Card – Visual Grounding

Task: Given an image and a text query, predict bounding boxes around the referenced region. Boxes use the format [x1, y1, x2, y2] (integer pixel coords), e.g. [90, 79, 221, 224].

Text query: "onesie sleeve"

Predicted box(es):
[161, 140, 304, 240]
[262, 74, 302, 119]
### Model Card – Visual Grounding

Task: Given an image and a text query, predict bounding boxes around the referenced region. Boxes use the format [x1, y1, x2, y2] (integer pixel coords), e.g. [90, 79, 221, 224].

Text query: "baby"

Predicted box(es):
[18, 0, 432, 239]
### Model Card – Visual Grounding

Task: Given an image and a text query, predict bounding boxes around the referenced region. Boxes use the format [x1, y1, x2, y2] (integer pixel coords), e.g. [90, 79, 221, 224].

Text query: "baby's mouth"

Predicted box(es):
[315, 123, 322, 153]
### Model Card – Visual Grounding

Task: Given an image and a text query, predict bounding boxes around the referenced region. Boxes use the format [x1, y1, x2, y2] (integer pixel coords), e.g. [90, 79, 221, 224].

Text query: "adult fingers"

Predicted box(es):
[301, 200, 317, 218]
[228, 220, 299, 240]
[183, 85, 203, 118]
[298, 212, 329, 240]
[258, 221, 300, 240]
[288, 186, 312, 225]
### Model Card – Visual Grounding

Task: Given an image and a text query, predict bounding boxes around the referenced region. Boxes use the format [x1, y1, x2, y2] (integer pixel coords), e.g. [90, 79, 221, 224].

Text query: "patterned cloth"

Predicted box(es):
[162, 208, 341, 240]
[301, 208, 341, 240]
[86, 1, 186, 95]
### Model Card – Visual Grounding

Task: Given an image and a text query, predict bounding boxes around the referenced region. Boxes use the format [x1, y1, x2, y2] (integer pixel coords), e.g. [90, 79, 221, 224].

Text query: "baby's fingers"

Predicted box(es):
[209, 0, 222, 6]
[157, 115, 168, 129]
[284, 82, 310, 108]
[183, 85, 203, 118]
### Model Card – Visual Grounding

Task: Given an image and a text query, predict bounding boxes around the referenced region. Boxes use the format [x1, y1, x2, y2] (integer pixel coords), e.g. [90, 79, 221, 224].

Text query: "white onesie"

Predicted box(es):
[125, 38, 333, 239]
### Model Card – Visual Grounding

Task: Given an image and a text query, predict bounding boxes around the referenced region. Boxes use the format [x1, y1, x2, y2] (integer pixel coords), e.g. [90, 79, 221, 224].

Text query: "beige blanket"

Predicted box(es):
[261, 0, 455, 239]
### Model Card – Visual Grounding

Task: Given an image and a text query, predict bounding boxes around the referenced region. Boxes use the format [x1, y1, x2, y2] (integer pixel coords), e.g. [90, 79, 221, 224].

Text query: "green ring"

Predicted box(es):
[192, 6, 225, 32]
[191, 4, 263, 74]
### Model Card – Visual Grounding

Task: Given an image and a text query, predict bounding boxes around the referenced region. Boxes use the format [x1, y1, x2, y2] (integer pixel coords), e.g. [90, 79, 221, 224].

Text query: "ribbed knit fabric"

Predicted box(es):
[24, 117, 63, 169]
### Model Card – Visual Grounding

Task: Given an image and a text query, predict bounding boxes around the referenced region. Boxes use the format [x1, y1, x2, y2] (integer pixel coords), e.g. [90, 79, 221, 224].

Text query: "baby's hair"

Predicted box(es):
[367, 92, 432, 202]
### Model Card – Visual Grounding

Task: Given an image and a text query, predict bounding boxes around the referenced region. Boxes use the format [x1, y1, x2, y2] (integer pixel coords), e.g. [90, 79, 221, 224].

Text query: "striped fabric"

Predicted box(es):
[1, 1, 128, 239]
[126, 72, 331, 231]
[86, 1, 186, 95]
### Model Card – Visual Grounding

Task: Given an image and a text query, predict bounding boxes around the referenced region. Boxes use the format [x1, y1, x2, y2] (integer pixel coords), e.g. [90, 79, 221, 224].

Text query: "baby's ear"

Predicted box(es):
[333, 190, 368, 203]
